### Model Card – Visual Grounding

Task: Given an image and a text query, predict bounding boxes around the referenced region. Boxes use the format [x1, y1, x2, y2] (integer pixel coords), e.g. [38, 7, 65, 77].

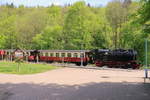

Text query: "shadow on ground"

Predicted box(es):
[0, 82, 150, 100]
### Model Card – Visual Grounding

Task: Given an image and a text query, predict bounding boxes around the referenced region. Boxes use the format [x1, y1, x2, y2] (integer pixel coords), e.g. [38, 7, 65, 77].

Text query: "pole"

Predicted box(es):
[81, 51, 83, 66]
[81, 42, 83, 67]
[36, 55, 39, 63]
[145, 39, 148, 78]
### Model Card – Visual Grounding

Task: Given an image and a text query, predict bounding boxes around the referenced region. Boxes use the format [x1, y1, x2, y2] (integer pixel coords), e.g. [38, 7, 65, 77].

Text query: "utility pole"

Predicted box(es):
[80, 43, 83, 67]
[145, 39, 148, 78]
[10, 33, 13, 62]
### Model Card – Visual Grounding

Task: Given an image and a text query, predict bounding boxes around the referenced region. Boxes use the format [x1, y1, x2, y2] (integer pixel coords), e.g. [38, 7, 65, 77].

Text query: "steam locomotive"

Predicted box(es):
[0, 49, 140, 69]
[89, 49, 139, 69]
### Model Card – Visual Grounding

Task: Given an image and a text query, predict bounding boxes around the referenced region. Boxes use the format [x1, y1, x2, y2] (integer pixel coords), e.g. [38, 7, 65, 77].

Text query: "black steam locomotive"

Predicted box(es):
[89, 49, 139, 69]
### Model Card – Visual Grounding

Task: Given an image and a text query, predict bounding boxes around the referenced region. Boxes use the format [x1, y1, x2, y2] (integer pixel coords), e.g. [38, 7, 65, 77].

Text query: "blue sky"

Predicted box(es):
[0, 0, 112, 7]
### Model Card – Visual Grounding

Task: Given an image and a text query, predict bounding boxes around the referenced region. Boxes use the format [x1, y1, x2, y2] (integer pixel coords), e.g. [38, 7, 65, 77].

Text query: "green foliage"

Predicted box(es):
[0, 15, 17, 49]
[120, 21, 145, 62]
[106, 0, 131, 48]
[63, 2, 91, 49]
[47, 6, 63, 26]
[139, 0, 150, 34]
[32, 33, 46, 49]
[0, 35, 6, 48]
[139, 0, 150, 24]
[137, 0, 150, 64]
[91, 7, 113, 49]
[39, 25, 63, 49]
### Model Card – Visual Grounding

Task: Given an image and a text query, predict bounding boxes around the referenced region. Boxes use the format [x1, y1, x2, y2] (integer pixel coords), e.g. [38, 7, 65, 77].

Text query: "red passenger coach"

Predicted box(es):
[29, 50, 90, 66]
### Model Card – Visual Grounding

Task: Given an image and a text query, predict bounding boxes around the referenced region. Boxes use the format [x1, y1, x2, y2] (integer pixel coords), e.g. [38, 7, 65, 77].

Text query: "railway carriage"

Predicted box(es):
[28, 50, 89, 66]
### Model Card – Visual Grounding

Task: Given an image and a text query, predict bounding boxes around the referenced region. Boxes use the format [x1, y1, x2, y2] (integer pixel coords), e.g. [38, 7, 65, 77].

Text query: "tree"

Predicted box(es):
[0, 35, 6, 49]
[137, 0, 150, 63]
[32, 34, 46, 49]
[120, 1, 145, 62]
[139, 0, 150, 34]
[123, 0, 132, 8]
[63, 1, 95, 49]
[34, 25, 63, 50]
[47, 5, 63, 26]
[106, 0, 130, 48]
[89, 7, 113, 49]
[16, 8, 48, 49]
[0, 14, 17, 49]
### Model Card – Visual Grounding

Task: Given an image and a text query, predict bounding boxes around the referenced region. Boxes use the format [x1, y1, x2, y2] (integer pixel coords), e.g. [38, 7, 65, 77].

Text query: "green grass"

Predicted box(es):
[140, 65, 150, 69]
[0, 61, 58, 75]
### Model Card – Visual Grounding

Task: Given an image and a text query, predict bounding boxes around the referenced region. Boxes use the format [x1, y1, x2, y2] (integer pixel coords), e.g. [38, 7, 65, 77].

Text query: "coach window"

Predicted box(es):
[50, 53, 53, 57]
[43, 52, 46, 56]
[53, 52, 56, 57]
[61, 53, 65, 57]
[56, 53, 59, 57]
[67, 53, 71, 57]
[74, 53, 78, 57]
[40, 53, 42, 56]
[45, 52, 49, 56]
[40, 52, 43, 56]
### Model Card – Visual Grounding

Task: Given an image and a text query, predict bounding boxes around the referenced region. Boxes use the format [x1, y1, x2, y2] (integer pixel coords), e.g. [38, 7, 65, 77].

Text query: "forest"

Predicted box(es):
[0, 0, 149, 63]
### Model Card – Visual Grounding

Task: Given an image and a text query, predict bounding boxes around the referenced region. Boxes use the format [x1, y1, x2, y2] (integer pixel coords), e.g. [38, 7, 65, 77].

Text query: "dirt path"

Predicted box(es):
[0, 68, 145, 84]
[0, 67, 149, 100]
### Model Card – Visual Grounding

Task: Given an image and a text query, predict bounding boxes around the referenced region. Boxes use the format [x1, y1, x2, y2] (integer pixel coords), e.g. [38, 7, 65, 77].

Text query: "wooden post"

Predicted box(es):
[2, 55, 3, 60]
[17, 63, 20, 72]
[36, 55, 39, 63]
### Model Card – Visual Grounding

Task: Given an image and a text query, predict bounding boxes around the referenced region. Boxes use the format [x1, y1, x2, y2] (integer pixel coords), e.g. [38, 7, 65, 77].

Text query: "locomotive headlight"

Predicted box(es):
[105, 52, 108, 55]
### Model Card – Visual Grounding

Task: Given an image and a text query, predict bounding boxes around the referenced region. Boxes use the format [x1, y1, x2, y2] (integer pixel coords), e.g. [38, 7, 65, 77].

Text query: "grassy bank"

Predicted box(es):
[0, 61, 58, 74]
